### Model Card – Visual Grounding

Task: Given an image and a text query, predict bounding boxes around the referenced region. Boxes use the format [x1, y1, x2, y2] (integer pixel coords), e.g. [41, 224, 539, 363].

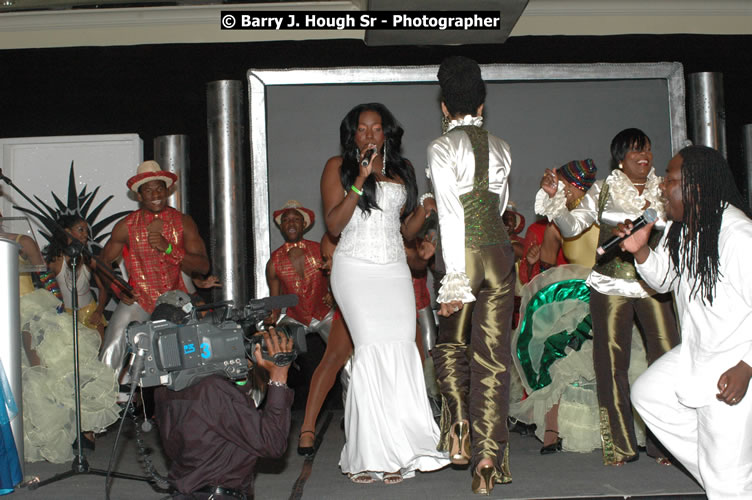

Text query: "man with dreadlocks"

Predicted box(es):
[618, 145, 752, 498]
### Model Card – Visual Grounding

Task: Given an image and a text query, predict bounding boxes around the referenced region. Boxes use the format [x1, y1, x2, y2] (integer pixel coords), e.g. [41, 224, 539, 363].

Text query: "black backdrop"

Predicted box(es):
[2, 34, 751, 242]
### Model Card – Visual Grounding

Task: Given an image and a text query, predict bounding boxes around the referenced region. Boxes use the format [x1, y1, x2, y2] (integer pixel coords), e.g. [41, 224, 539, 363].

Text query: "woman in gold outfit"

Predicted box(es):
[536, 128, 679, 465]
[428, 56, 515, 495]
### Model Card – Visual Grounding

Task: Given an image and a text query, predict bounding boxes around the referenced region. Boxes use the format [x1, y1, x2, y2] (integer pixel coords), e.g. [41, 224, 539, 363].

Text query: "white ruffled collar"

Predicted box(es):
[446, 114, 483, 132]
[426, 115, 485, 179]
[605, 167, 666, 220]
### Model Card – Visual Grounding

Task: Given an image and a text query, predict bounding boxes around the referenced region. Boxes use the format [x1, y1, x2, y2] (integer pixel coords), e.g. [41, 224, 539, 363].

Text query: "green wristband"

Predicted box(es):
[165, 243, 173, 255]
[350, 185, 363, 196]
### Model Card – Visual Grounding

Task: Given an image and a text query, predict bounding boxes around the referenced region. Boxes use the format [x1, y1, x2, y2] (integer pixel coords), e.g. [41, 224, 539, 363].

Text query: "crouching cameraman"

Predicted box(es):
[154, 328, 294, 500]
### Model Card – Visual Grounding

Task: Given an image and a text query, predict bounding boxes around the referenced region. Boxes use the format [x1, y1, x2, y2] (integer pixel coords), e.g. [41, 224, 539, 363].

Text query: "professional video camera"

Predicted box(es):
[125, 294, 307, 391]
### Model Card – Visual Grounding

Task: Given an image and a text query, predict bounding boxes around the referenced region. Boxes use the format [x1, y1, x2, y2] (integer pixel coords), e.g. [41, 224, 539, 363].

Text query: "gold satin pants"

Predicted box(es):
[589, 289, 679, 464]
[432, 243, 515, 481]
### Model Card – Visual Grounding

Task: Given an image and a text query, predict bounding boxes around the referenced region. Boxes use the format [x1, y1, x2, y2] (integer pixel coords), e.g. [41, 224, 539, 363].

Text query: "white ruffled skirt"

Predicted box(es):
[20, 289, 120, 463]
[509, 265, 648, 452]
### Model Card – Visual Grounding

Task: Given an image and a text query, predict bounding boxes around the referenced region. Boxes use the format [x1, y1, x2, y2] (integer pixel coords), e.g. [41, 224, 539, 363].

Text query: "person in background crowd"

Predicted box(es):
[265, 201, 351, 458]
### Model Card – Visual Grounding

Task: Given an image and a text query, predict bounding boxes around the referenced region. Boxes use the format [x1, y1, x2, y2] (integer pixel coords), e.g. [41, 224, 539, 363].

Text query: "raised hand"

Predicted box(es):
[540, 168, 559, 198]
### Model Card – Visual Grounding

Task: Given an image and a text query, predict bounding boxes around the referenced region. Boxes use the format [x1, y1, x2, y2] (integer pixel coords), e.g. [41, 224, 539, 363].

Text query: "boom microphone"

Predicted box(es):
[360, 148, 376, 167]
[596, 208, 658, 256]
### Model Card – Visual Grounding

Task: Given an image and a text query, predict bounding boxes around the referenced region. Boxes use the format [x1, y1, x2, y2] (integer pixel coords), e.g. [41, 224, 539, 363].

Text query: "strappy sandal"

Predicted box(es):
[383, 471, 403, 485]
[349, 472, 374, 484]
[297, 430, 315, 457]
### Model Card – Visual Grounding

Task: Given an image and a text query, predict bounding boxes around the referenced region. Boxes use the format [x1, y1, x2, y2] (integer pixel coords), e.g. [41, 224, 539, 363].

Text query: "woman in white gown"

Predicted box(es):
[321, 102, 449, 484]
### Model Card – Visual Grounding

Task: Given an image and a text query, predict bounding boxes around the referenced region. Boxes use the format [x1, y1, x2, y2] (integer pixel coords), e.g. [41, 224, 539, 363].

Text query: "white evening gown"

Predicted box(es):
[332, 181, 449, 479]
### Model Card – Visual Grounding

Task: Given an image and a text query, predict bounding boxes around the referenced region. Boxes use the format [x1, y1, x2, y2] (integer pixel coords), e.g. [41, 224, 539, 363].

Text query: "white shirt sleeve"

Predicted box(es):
[427, 135, 475, 304]
[635, 222, 677, 294]
[547, 182, 601, 239]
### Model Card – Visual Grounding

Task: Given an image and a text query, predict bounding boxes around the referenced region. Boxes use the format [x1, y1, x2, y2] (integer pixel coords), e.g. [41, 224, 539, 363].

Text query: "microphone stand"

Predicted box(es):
[0, 170, 151, 490]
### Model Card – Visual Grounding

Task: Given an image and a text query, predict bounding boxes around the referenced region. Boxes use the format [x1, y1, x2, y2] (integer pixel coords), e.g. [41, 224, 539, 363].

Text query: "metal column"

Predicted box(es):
[687, 72, 727, 158]
[155, 134, 191, 215]
[743, 124, 752, 210]
[207, 80, 248, 306]
[0, 237, 23, 474]
[155, 134, 196, 293]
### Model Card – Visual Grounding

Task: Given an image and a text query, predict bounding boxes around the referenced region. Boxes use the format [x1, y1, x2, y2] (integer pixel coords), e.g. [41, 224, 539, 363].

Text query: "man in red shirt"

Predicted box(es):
[266, 200, 334, 336]
[99, 161, 209, 372]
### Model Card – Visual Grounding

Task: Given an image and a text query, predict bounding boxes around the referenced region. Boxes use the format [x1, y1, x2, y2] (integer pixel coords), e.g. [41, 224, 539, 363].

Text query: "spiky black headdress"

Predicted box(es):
[13, 161, 131, 254]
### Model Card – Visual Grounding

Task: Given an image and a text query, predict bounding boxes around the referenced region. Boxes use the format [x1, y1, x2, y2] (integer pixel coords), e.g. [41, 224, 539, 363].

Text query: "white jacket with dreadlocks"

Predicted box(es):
[631, 204, 752, 499]
[636, 204, 752, 407]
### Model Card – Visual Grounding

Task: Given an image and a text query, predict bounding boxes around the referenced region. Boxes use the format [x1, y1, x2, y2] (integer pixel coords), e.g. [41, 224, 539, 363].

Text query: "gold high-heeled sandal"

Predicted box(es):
[471, 464, 495, 496]
[449, 420, 471, 465]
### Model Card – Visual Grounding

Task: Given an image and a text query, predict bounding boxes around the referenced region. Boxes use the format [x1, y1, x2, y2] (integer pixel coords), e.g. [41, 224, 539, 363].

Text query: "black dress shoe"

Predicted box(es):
[540, 437, 562, 455]
[297, 430, 315, 457]
[508, 417, 536, 436]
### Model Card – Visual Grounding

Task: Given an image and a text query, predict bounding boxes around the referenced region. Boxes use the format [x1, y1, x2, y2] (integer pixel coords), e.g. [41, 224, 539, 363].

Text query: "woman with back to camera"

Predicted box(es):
[320, 102, 449, 484]
[428, 56, 516, 496]
[535, 128, 680, 465]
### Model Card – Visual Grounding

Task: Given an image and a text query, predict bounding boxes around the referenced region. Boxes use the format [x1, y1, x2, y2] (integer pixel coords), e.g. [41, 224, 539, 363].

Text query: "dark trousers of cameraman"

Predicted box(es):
[168, 490, 251, 500]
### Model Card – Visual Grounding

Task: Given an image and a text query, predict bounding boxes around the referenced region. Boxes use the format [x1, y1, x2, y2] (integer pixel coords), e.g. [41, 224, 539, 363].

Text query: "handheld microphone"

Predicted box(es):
[360, 148, 376, 167]
[596, 208, 658, 256]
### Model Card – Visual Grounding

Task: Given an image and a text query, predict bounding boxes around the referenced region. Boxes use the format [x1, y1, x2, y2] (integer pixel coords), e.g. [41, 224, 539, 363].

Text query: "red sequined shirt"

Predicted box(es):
[125, 207, 189, 314]
[270, 240, 330, 325]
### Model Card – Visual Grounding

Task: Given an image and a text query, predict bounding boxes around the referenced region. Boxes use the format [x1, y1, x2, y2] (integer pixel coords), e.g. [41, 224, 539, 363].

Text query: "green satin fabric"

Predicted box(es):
[433, 244, 515, 484]
[516, 279, 592, 391]
[589, 289, 679, 464]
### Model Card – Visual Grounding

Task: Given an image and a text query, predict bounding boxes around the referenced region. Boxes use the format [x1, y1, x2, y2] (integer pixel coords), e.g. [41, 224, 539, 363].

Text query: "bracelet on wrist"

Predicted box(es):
[350, 185, 363, 196]
[164, 243, 173, 255]
[419, 192, 434, 206]
[268, 379, 287, 388]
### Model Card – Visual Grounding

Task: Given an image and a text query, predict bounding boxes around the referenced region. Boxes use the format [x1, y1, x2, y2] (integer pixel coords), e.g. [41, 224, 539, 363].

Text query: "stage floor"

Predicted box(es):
[11, 409, 707, 500]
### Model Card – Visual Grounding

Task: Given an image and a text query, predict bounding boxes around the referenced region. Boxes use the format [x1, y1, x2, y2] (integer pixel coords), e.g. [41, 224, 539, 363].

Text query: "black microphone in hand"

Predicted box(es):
[596, 208, 658, 256]
[360, 148, 376, 167]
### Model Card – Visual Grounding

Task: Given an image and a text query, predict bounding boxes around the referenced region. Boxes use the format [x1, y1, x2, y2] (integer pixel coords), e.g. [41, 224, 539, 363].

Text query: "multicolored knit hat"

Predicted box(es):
[557, 158, 597, 192]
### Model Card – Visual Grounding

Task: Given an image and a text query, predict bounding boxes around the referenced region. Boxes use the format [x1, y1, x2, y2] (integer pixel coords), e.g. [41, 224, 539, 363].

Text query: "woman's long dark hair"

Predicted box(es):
[665, 145, 752, 304]
[44, 213, 89, 265]
[338, 103, 417, 220]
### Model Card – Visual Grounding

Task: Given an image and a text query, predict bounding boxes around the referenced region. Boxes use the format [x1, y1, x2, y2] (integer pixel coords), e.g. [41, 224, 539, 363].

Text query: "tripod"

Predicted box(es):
[0, 169, 152, 491]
